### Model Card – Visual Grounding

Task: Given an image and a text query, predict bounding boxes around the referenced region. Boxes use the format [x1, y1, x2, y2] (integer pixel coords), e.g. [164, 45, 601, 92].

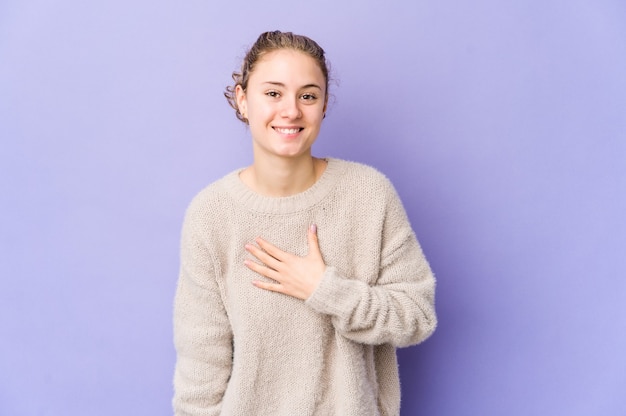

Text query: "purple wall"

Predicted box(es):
[1, 1, 625, 415]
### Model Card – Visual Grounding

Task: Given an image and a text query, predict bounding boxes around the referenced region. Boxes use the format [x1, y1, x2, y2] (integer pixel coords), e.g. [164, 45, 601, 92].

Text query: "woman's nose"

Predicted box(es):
[280, 97, 302, 119]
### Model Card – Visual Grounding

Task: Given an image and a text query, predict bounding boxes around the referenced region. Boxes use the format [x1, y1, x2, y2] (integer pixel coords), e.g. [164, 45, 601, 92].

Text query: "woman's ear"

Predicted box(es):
[235, 85, 248, 119]
[323, 88, 331, 113]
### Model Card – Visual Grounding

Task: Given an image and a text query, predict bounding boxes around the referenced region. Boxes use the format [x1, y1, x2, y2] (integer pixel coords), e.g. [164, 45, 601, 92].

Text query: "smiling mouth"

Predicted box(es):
[273, 127, 303, 134]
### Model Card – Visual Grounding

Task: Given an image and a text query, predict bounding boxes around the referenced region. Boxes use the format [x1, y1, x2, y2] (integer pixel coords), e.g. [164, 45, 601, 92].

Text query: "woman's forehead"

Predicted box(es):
[250, 49, 326, 86]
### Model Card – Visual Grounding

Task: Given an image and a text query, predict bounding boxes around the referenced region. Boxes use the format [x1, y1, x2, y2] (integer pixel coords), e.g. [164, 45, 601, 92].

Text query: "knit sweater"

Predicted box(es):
[173, 158, 437, 416]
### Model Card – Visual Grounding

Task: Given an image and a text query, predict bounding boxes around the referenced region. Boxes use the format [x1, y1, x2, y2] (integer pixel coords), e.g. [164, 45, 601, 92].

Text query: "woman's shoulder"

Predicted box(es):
[329, 158, 395, 191]
[183, 169, 242, 219]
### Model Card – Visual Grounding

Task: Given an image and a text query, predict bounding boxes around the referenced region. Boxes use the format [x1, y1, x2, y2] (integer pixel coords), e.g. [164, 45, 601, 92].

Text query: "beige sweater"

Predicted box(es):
[173, 158, 437, 416]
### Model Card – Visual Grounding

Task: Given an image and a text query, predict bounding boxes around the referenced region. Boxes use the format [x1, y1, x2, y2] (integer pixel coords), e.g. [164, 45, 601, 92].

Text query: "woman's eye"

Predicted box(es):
[266, 90, 280, 98]
[301, 93, 317, 101]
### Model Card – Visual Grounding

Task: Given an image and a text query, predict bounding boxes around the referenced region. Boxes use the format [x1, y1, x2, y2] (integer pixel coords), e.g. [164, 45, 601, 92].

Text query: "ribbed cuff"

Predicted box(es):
[305, 266, 366, 319]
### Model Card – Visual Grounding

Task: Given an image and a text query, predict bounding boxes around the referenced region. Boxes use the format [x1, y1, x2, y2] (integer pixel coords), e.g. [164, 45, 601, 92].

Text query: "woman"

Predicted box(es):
[173, 31, 437, 416]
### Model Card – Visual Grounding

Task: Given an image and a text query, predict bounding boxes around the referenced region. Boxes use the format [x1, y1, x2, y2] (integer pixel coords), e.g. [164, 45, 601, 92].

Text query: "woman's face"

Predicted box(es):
[236, 49, 327, 161]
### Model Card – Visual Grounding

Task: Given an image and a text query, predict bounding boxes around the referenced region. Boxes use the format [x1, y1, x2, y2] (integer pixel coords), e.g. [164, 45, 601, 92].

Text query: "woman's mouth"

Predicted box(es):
[273, 127, 303, 135]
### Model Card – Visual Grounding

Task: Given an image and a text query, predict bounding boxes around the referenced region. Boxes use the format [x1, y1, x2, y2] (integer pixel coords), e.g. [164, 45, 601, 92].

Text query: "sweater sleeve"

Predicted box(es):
[173, 205, 233, 416]
[305, 184, 437, 348]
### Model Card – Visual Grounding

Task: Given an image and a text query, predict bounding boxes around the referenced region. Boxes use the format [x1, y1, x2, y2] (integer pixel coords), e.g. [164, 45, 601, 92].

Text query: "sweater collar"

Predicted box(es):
[223, 158, 344, 214]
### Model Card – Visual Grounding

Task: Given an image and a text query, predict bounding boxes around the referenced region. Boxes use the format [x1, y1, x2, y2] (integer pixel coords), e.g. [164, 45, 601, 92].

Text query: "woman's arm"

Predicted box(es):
[305, 186, 437, 348]
[173, 207, 233, 415]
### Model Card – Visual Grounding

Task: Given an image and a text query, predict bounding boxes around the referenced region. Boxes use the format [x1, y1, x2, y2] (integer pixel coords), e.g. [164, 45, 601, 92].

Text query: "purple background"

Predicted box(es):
[1, 1, 625, 415]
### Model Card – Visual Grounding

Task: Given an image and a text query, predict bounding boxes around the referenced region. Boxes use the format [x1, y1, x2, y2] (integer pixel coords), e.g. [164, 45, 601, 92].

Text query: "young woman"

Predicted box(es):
[173, 31, 437, 416]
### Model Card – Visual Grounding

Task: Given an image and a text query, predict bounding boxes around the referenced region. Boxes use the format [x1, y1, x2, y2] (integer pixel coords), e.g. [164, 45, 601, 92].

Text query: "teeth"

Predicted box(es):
[276, 128, 300, 134]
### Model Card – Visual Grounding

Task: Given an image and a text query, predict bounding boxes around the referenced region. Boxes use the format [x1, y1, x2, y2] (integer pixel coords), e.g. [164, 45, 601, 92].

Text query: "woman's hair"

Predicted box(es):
[224, 31, 330, 124]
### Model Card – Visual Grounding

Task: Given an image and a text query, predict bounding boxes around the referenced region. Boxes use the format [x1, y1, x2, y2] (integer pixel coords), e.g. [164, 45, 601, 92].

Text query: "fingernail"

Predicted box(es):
[310, 223, 317, 233]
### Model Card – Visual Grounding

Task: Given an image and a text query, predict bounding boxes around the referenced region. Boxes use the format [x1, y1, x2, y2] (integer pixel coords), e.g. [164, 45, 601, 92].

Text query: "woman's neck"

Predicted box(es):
[241, 155, 326, 197]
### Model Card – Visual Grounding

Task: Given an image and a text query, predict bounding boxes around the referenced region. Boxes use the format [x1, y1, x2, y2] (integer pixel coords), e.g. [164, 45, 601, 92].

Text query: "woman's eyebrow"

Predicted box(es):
[262, 81, 322, 90]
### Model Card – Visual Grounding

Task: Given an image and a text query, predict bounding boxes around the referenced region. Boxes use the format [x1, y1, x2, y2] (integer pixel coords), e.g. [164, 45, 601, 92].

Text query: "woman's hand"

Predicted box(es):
[244, 224, 325, 300]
